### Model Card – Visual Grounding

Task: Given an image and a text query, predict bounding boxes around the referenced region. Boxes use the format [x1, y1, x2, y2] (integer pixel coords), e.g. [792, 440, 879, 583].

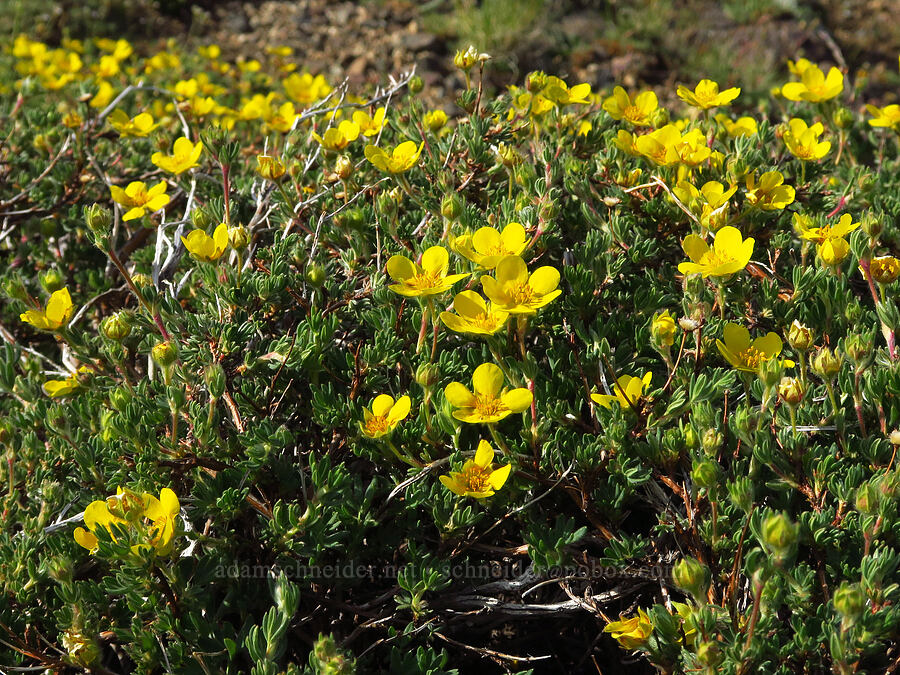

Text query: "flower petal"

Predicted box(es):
[474, 439, 494, 467]
[444, 382, 476, 408]
[501, 387, 533, 413]
[472, 363, 504, 398]
[386, 255, 417, 282]
[371, 394, 394, 417]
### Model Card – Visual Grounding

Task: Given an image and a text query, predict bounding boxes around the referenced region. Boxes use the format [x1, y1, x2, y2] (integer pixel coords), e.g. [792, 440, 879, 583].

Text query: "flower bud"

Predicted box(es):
[691, 459, 720, 491]
[407, 75, 423, 95]
[701, 429, 722, 456]
[84, 203, 111, 247]
[305, 264, 326, 287]
[424, 109, 448, 133]
[205, 363, 226, 399]
[191, 206, 213, 229]
[890, 429, 900, 446]
[777, 377, 805, 407]
[833, 582, 865, 620]
[855, 482, 879, 515]
[786, 320, 813, 352]
[728, 476, 754, 512]
[860, 212, 883, 239]
[109, 386, 131, 412]
[101, 311, 132, 341]
[845, 332, 873, 368]
[526, 71, 547, 93]
[672, 557, 710, 601]
[376, 190, 400, 217]
[495, 142, 521, 168]
[131, 272, 153, 288]
[61, 629, 100, 668]
[870, 255, 900, 284]
[334, 155, 353, 180]
[441, 194, 462, 221]
[726, 157, 750, 183]
[757, 355, 784, 388]
[256, 154, 286, 181]
[40, 270, 65, 293]
[649, 107, 669, 128]
[415, 363, 440, 389]
[833, 107, 854, 129]
[151, 341, 177, 368]
[812, 347, 842, 380]
[761, 512, 798, 563]
[696, 640, 724, 667]
[651, 310, 677, 347]
[228, 224, 250, 250]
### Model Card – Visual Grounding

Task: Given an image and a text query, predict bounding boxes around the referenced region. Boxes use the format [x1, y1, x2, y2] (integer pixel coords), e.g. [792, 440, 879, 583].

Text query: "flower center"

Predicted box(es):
[407, 270, 442, 291]
[364, 415, 389, 436]
[474, 394, 506, 419]
[623, 105, 644, 123]
[459, 464, 491, 493]
[738, 346, 768, 369]
[702, 251, 735, 268]
[472, 311, 500, 331]
[486, 243, 512, 257]
[508, 281, 536, 306]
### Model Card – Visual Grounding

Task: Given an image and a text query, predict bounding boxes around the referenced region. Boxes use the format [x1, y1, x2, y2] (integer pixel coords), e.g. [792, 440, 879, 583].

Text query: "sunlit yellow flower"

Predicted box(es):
[110, 181, 170, 221]
[238, 93, 276, 121]
[96, 38, 132, 61]
[866, 104, 900, 133]
[591, 372, 652, 410]
[455, 223, 529, 269]
[440, 440, 511, 498]
[635, 124, 683, 166]
[613, 129, 642, 157]
[781, 64, 843, 102]
[151, 137, 203, 175]
[715, 113, 758, 136]
[312, 120, 360, 151]
[62, 111, 83, 129]
[181, 222, 229, 262]
[787, 58, 814, 77]
[142, 488, 181, 556]
[744, 170, 795, 210]
[108, 109, 158, 137]
[542, 76, 591, 105]
[43, 366, 92, 398]
[602, 86, 658, 126]
[265, 101, 298, 133]
[818, 237, 850, 267]
[92, 54, 120, 79]
[89, 80, 114, 109]
[783, 118, 830, 161]
[677, 79, 740, 109]
[386, 246, 468, 297]
[352, 108, 386, 137]
[678, 226, 754, 278]
[185, 96, 217, 117]
[717, 323, 792, 372]
[257, 154, 286, 181]
[283, 72, 332, 105]
[20, 287, 74, 331]
[197, 44, 221, 60]
[444, 363, 532, 424]
[365, 141, 425, 174]
[74, 486, 179, 557]
[143, 50, 181, 74]
[481, 255, 562, 314]
[360, 394, 411, 438]
[440, 291, 509, 336]
[792, 212, 859, 245]
[603, 609, 653, 649]
[868, 256, 900, 284]
[424, 109, 448, 132]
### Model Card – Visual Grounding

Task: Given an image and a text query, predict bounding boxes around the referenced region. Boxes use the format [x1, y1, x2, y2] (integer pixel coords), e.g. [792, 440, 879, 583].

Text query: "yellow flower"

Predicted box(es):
[634, 124, 683, 166]
[744, 170, 795, 210]
[43, 366, 92, 398]
[62, 111, 82, 129]
[424, 109, 448, 132]
[185, 95, 217, 117]
[352, 108, 386, 137]
[603, 609, 653, 649]
[151, 137, 203, 175]
[651, 310, 677, 347]
[542, 76, 591, 105]
[787, 58, 814, 77]
[440, 440, 511, 498]
[613, 129, 642, 157]
[283, 72, 332, 105]
[716, 323, 792, 373]
[792, 212, 859, 245]
[602, 86, 658, 126]
[264, 101, 298, 133]
[866, 104, 900, 132]
[677, 79, 740, 109]
[89, 80, 114, 109]
[444, 363, 532, 424]
[360, 394, 411, 438]
[783, 118, 830, 161]
[818, 237, 850, 267]
[20, 287, 74, 331]
[74, 487, 179, 556]
[181, 222, 229, 262]
[440, 290, 509, 336]
[364, 141, 425, 174]
[109, 181, 170, 221]
[93, 54, 120, 79]
[591, 372, 652, 410]
[781, 64, 843, 102]
[107, 109, 158, 137]
[257, 154, 286, 181]
[481, 255, 562, 314]
[715, 113, 758, 137]
[678, 226, 754, 278]
[312, 120, 360, 151]
[868, 255, 900, 284]
[142, 488, 181, 555]
[455, 222, 529, 269]
[386, 246, 468, 297]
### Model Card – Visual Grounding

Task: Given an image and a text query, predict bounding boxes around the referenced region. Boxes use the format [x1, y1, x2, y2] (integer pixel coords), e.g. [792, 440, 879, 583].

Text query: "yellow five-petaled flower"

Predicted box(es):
[386, 246, 468, 297]
[603, 608, 654, 649]
[110, 180, 170, 221]
[181, 222, 229, 262]
[444, 363, 532, 424]
[365, 141, 424, 174]
[74, 487, 180, 557]
[453, 223, 529, 269]
[440, 291, 509, 336]
[20, 287, 74, 331]
[717, 323, 793, 373]
[151, 136, 204, 175]
[783, 118, 830, 161]
[440, 440, 511, 498]
[676, 79, 740, 110]
[592, 373, 652, 410]
[481, 255, 562, 314]
[677, 226, 754, 279]
[360, 394, 411, 439]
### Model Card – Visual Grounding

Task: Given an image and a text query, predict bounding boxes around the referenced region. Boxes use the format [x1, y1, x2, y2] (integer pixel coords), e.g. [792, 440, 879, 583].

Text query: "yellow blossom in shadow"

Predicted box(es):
[440, 291, 509, 336]
[20, 287, 73, 331]
[793, 212, 859, 245]
[866, 104, 900, 132]
[868, 256, 900, 284]
[444, 363, 532, 424]
[481, 255, 561, 314]
[677, 226, 754, 279]
[440, 440, 511, 498]
[603, 609, 653, 649]
[386, 246, 468, 297]
[591, 372, 652, 410]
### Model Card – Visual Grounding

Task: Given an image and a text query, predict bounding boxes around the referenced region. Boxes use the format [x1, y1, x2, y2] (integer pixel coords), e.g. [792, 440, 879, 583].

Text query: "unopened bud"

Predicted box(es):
[651, 310, 677, 347]
[526, 71, 547, 93]
[856, 482, 879, 515]
[833, 582, 865, 620]
[256, 154, 286, 181]
[812, 347, 842, 380]
[672, 557, 710, 601]
[728, 476, 754, 512]
[101, 311, 131, 341]
[191, 206, 213, 229]
[228, 225, 249, 250]
[40, 270, 65, 293]
[691, 459, 720, 491]
[407, 75, 423, 95]
[441, 194, 462, 221]
[833, 107, 854, 130]
[415, 363, 440, 389]
[151, 341, 176, 368]
[84, 203, 111, 247]
[334, 155, 353, 180]
[761, 512, 798, 563]
[205, 363, 226, 399]
[777, 377, 804, 406]
[786, 320, 813, 352]
[305, 264, 326, 287]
